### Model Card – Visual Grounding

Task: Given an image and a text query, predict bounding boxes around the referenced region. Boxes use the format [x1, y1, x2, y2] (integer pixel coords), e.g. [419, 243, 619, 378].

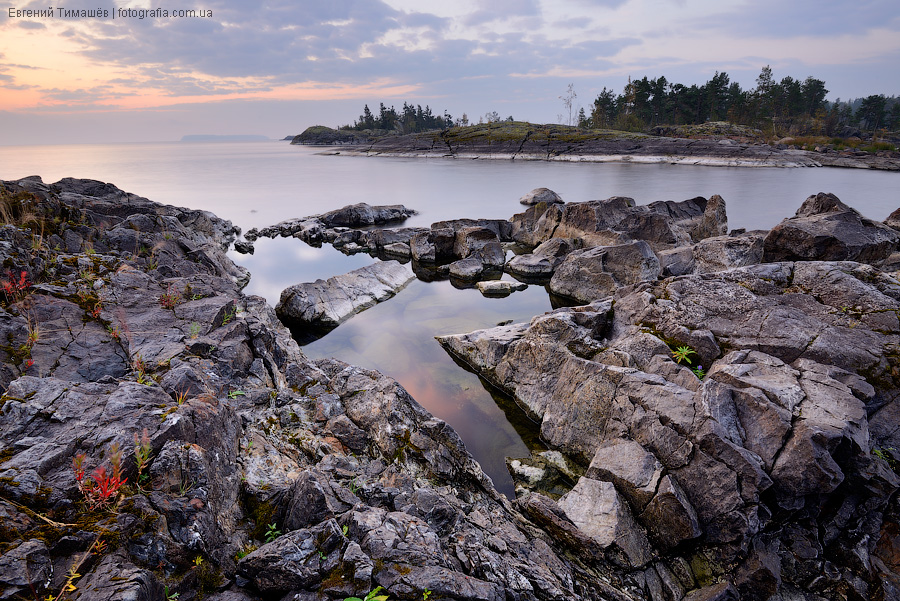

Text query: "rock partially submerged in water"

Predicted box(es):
[510, 194, 728, 251]
[244, 202, 416, 243]
[506, 238, 580, 279]
[519, 187, 564, 206]
[475, 280, 528, 297]
[275, 260, 414, 330]
[319, 203, 416, 228]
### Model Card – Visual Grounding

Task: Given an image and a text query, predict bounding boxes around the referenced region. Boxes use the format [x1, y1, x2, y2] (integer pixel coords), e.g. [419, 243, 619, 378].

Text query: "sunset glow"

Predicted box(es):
[1, 0, 898, 143]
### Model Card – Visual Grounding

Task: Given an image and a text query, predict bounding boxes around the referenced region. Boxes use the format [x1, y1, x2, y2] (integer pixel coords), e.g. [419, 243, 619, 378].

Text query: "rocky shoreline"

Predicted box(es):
[307, 123, 900, 171]
[3, 176, 900, 601]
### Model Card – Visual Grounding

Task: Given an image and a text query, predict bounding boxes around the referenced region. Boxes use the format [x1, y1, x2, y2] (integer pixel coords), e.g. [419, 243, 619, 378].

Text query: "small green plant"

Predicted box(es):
[227, 390, 246, 399]
[692, 365, 706, 379]
[235, 543, 257, 561]
[342, 524, 349, 536]
[107, 324, 121, 341]
[873, 447, 900, 475]
[25, 317, 39, 347]
[345, 586, 390, 601]
[422, 589, 431, 601]
[221, 306, 235, 325]
[132, 354, 154, 385]
[189, 321, 201, 339]
[671, 345, 697, 365]
[178, 478, 195, 497]
[264, 522, 282, 543]
[164, 586, 180, 601]
[133, 429, 152, 490]
[318, 551, 327, 561]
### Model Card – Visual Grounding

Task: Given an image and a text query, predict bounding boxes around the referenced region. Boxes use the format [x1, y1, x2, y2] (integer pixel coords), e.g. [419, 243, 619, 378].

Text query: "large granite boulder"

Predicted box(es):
[509, 195, 727, 251]
[509, 201, 565, 247]
[658, 232, 765, 277]
[275, 260, 414, 330]
[549, 240, 661, 303]
[763, 192, 900, 264]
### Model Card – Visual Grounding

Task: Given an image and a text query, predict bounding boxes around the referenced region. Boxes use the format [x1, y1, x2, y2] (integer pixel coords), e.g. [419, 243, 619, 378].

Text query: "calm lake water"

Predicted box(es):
[2, 140, 898, 496]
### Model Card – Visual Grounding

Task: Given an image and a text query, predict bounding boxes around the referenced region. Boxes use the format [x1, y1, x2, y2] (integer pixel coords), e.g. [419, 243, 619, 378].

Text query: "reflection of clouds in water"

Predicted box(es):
[291, 245, 327, 262]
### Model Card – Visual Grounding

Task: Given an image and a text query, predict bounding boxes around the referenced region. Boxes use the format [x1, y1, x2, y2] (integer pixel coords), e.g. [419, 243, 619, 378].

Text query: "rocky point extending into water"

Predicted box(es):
[314, 122, 900, 171]
[3, 176, 900, 601]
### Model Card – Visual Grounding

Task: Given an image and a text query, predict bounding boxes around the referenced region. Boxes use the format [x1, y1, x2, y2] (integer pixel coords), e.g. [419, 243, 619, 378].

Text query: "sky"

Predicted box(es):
[1, 0, 899, 144]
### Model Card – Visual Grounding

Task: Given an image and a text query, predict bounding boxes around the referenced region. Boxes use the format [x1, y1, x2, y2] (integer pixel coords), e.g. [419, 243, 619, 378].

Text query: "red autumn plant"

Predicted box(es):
[72, 443, 127, 509]
[0, 270, 30, 304]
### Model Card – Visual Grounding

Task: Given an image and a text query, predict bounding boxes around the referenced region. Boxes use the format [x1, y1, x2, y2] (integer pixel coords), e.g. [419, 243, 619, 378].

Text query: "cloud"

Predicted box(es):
[462, 0, 541, 26]
[696, 0, 900, 38]
[573, 0, 630, 8]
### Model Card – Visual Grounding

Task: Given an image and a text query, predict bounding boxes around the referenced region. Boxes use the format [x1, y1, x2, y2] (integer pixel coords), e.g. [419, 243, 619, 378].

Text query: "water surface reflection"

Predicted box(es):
[300, 279, 553, 497]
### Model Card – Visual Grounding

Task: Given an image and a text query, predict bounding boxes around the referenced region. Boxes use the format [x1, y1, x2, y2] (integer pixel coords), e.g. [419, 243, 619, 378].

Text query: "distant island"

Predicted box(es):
[292, 121, 900, 170]
[180, 134, 270, 142]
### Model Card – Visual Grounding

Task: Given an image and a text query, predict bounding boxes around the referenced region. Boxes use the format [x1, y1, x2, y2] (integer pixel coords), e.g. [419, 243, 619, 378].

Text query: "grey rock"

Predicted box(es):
[558, 477, 652, 567]
[547, 195, 727, 251]
[283, 470, 355, 530]
[519, 187, 564, 205]
[233, 240, 254, 254]
[474, 280, 527, 297]
[431, 218, 512, 241]
[319, 203, 416, 227]
[691, 233, 765, 273]
[684, 582, 740, 601]
[326, 414, 369, 452]
[549, 241, 661, 303]
[238, 520, 344, 594]
[276, 260, 414, 329]
[409, 228, 455, 262]
[0, 540, 50, 598]
[509, 202, 564, 247]
[448, 256, 485, 280]
[506, 237, 580, 278]
[381, 241, 411, 258]
[658, 245, 697, 277]
[73, 552, 164, 601]
[763, 193, 899, 264]
[453, 226, 501, 258]
[639, 475, 702, 550]
[587, 439, 664, 510]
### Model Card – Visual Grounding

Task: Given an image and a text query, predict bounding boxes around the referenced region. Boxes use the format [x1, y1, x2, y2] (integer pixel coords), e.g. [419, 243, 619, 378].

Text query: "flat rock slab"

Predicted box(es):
[276, 260, 414, 330]
[475, 280, 528, 297]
